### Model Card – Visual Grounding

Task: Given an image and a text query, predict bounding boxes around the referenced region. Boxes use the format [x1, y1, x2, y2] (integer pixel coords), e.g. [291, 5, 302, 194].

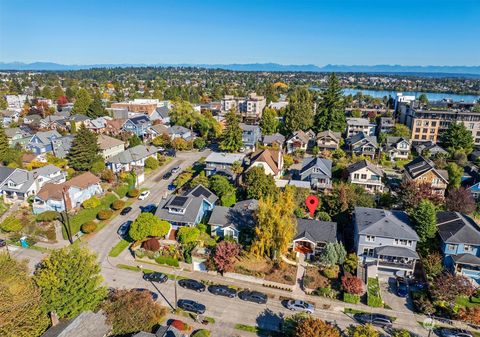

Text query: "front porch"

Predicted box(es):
[452, 253, 480, 286]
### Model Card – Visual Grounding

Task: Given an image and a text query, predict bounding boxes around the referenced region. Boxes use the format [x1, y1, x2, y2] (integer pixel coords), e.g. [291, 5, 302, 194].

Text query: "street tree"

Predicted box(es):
[67, 125, 101, 171]
[33, 246, 107, 319]
[295, 317, 340, 337]
[129, 213, 170, 241]
[314, 73, 346, 132]
[220, 108, 243, 152]
[430, 273, 476, 305]
[447, 162, 463, 189]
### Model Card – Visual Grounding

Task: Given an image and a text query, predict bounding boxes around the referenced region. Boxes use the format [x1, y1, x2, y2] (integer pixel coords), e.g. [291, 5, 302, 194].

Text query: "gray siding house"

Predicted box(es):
[239, 123, 261, 152]
[354, 207, 419, 277]
[298, 157, 333, 190]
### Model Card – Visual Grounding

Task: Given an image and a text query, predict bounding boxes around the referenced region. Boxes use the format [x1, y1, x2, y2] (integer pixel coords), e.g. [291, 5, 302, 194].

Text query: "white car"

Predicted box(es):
[286, 300, 315, 313]
[138, 190, 150, 200]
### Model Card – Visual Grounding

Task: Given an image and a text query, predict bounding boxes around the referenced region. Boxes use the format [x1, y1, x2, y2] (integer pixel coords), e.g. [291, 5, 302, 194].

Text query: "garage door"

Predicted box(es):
[193, 261, 206, 272]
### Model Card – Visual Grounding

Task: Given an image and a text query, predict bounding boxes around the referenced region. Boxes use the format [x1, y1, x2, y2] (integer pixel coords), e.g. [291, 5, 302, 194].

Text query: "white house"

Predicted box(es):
[347, 160, 384, 194]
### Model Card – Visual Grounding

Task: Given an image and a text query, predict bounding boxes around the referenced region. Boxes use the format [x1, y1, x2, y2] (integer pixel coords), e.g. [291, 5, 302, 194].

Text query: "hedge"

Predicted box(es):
[192, 330, 211, 337]
[367, 277, 383, 307]
[155, 255, 179, 267]
[97, 209, 113, 220]
[127, 189, 140, 198]
[81, 221, 97, 233]
[82, 197, 101, 209]
[114, 184, 129, 198]
[111, 199, 125, 210]
[343, 292, 360, 304]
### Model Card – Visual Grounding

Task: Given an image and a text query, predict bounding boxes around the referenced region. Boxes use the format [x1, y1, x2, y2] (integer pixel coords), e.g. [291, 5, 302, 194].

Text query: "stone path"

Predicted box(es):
[292, 253, 306, 296]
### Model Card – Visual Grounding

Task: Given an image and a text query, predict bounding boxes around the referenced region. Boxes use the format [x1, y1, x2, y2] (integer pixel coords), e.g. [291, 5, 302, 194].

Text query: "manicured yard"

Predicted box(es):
[367, 277, 383, 307]
[109, 239, 131, 257]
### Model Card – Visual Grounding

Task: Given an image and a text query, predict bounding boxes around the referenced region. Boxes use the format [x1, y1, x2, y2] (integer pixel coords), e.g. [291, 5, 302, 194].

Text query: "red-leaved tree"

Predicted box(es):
[446, 187, 476, 214]
[458, 307, 480, 325]
[341, 275, 364, 295]
[429, 273, 476, 305]
[57, 96, 68, 106]
[398, 181, 444, 210]
[213, 240, 241, 274]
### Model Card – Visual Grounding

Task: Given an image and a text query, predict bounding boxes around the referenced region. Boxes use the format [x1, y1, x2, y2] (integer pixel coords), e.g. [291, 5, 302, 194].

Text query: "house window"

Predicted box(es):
[354, 173, 359, 179]
[361, 174, 367, 180]
[447, 244, 457, 251]
[363, 248, 375, 257]
[394, 239, 413, 246]
[464, 244, 474, 252]
[432, 178, 440, 185]
[366, 236, 375, 242]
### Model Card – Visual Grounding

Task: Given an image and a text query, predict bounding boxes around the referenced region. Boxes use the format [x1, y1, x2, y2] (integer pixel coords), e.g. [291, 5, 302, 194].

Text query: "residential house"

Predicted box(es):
[168, 125, 194, 141]
[346, 118, 376, 138]
[155, 185, 218, 228]
[354, 207, 419, 277]
[26, 130, 61, 155]
[316, 130, 341, 152]
[403, 156, 449, 195]
[97, 134, 125, 159]
[0, 165, 66, 202]
[286, 130, 316, 154]
[106, 145, 158, 179]
[247, 148, 283, 179]
[23, 114, 42, 125]
[204, 152, 245, 178]
[345, 132, 378, 158]
[154, 106, 171, 125]
[437, 211, 480, 285]
[105, 118, 126, 137]
[86, 116, 112, 133]
[468, 183, 480, 200]
[40, 310, 110, 337]
[384, 137, 411, 160]
[298, 157, 333, 190]
[52, 135, 74, 159]
[347, 160, 384, 193]
[122, 115, 151, 138]
[378, 117, 395, 135]
[5, 94, 28, 109]
[239, 123, 261, 152]
[111, 99, 159, 115]
[415, 141, 448, 157]
[292, 219, 337, 260]
[1, 110, 20, 126]
[33, 172, 102, 214]
[69, 114, 91, 130]
[208, 199, 258, 241]
[5, 127, 31, 147]
[262, 133, 285, 148]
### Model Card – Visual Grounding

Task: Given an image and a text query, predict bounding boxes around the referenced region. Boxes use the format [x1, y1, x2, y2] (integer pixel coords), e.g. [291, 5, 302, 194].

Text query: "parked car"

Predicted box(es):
[141, 204, 157, 213]
[178, 279, 206, 292]
[143, 272, 168, 283]
[117, 221, 132, 236]
[238, 290, 268, 304]
[396, 277, 408, 297]
[168, 184, 176, 191]
[133, 288, 159, 301]
[171, 166, 181, 174]
[437, 328, 474, 337]
[120, 206, 132, 215]
[138, 190, 150, 200]
[208, 285, 237, 298]
[0, 239, 6, 248]
[177, 299, 205, 314]
[286, 300, 315, 313]
[353, 313, 392, 328]
[162, 171, 172, 180]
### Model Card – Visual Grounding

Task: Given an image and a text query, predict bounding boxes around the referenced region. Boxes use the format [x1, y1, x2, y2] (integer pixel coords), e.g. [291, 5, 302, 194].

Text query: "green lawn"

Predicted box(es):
[234, 324, 278, 336]
[109, 239, 131, 257]
[456, 296, 480, 308]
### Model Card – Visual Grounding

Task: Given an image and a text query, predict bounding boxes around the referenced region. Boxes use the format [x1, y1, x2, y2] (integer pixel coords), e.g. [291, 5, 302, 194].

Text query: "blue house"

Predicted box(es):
[26, 130, 61, 155]
[468, 182, 480, 200]
[122, 115, 151, 138]
[437, 211, 480, 285]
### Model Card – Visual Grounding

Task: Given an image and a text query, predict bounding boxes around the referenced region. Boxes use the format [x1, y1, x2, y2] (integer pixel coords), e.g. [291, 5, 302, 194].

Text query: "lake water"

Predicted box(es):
[341, 88, 479, 103]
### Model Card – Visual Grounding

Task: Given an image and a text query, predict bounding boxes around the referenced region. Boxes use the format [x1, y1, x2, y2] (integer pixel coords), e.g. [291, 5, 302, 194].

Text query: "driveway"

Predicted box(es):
[380, 277, 414, 312]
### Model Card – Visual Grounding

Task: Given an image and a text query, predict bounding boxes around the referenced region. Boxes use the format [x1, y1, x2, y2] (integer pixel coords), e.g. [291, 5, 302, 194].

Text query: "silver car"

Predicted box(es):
[286, 300, 315, 313]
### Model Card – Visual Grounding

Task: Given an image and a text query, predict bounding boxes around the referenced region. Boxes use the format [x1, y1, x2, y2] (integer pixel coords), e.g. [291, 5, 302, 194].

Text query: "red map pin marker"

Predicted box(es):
[305, 195, 319, 217]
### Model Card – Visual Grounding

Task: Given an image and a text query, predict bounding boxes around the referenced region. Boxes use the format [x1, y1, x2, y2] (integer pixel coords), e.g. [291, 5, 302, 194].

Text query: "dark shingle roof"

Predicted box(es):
[355, 207, 419, 240]
[293, 218, 337, 243]
[404, 156, 448, 182]
[346, 132, 378, 148]
[300, 157, 332, 177]
[451, 253, 480, 266]
[186, 184, 218, 205]
[347, 159, 383, 176]
[436, 211, 480, 245]
[208, 205, 255, 231]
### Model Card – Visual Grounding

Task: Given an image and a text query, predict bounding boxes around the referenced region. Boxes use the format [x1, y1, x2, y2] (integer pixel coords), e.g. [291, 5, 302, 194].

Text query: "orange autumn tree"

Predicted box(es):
[295, 317, 340, 337]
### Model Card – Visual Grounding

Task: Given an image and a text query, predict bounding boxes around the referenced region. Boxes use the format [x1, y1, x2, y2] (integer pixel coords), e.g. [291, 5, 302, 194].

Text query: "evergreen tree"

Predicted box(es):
[33, 246, 107, 319]
[72, 88, 91, 114]
[411, 200, 437, 243]
[447, 162, 462, 189]
[67, 125, 101, 171]
[260, 107, 278, 135]
[314, 73, 346, 132]
[53, 86, 65, 100]
[220, 108, 243, 152]
[284, 88, 314, 133]
[128, 135, 142, 148]
[442, 122, 474, 154]
[0, 123, 11, 165]
[86, 95, 106, 118]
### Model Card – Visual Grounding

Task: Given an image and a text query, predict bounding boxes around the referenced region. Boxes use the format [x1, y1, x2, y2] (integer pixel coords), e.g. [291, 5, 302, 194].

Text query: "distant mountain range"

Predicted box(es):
[1, 61, 479, 76]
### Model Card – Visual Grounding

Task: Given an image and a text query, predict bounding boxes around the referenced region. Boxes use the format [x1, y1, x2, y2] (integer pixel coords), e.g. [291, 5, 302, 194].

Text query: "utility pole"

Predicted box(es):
[61, 187, 73, 244]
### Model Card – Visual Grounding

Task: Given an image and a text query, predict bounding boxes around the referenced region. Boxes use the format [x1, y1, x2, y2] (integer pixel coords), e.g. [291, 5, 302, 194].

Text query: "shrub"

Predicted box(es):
[323, 265, 339, 279]
[97, 209, 113, 220]
[81, 221, 97, 233]
[314, 286, 338, 299]
[101, 169, 115, 183]
[343, 292, 360, 304]
[155, 255, 179, 267]
[44, 227, 56, 241]
[82, 197, 101, 209]
[114, 184, 129, 198]
[36, 210, 60, 222]
[142, 238, 160, 251]
[177, 226, 200, 244]
[144, 157, 159, 170]
[127, 189, 140, 198]
[171, 320, 191, 332]
[367, 278, 383, 307]
[111, 200, 125, 210]
[0, 216, 22, 232]
[342, 275, 364, 295]
[192, 329, 210, 337]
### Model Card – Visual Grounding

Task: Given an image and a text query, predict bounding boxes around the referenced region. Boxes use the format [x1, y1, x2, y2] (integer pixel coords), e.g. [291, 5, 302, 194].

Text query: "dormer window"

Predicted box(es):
[168, 207, 186, 215]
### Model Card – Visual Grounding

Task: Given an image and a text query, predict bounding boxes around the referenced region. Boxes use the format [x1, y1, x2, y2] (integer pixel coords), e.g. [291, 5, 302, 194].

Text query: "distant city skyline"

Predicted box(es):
[0, 0, 479, 66]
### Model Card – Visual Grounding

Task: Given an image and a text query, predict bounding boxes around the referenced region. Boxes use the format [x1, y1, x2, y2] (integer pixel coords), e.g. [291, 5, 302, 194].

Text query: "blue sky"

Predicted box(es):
[0, 0, 478, 66]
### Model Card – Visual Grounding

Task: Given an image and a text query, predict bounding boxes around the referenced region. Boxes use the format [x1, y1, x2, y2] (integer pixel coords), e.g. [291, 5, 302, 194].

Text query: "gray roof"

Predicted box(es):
[347, 159, 383, 176]
[0, 165, 63, 194]
[415, 141, 448, 155]
[263, 133, 285, 145]
[127, 115, 151, 125]
[168, 125, 190, 135]
[386, 136, 410, 147]
[239, 123, 260, 132]
[205, 152, 245, 165]
[69, 114, 90, 122]
[288, 130, 314, 144]
[451, 253, 480, 266]
[0, 166, 15, 184]
[41, 311, 110, 337]
[233, 199, 259, 211]
[300, 157, 332, 177]
[208, 205, 255, 231]
[355, 207, 419, 240]
[375, 246, 419, 259]
[346, 132, 378, 148]
[347, 117, 371, 126]
[107, 145, 158, 164]
[5, 127, 31, 138]
[437, 212, 480, 245]
[404, 156, 448, 182]
[52, 135, 74, 158]
[316, 130, 341, 142]
[32, 130, 61, 144]
[155, 106, 171, 119]
[294, 218, 337, 243]
[380, 117, 394, 126]
[186, 184, 218, 205]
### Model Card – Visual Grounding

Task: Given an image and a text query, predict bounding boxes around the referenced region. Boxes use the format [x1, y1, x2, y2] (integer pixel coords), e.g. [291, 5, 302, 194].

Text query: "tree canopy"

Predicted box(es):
[284, 87, 314, 134]
[129, 213, 170, 241]
[66, 125, 101, 171]
[314, 73, 346, 132]
[244, 166, 278, 200]
[209, 175, 236, 206]
[86, 95, 107, 118]
[220, 108, 243, 152]
[411, 200, 437, 243]
[260, 107, 278, 135]
[72, 88, 91, 114]
[441, 122, 474, 154]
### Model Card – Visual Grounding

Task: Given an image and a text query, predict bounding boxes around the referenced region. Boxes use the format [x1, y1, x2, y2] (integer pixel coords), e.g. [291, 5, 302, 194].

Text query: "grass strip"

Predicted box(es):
[109, 239, 130, 257]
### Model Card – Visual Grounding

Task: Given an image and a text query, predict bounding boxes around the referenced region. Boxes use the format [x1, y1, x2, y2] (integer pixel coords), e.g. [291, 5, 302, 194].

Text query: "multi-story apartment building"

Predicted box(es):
[346, 118, 376, 138]
[221, 93, 266, 123]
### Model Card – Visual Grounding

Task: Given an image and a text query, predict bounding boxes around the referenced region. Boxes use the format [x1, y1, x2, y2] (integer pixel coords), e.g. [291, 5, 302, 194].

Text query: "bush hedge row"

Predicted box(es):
[343, 292, 360, 304]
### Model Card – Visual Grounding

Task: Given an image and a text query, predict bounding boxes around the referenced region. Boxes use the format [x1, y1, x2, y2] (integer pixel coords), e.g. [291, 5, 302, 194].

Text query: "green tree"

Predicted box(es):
[33, 246, 107, 319]
[411, 200, 437, 243]
[0, 122, 12, 165]
[418, 94, 429, 105]
[319, 242, 347, 266]
[53, 86, 65, 100]
[177, 226, 200, 244]
[390, 124, 411, 138]
[144, 157, 159, 170]
[260, 107, 278, 135]
[189, 171, 210, 189]
[86, 95, 106, 118]
[128, 135, 142, 148]
[0, 96, 7, 109]
[220, 108, 243, 152]
[170, 100, 197, 129]
[102, 289, 167, 335]
[72, 88, 91, 114]
[244, 166, 278, 200]
[129, 213, 170, 241]
[284, 87, 314, 133]
[442, 122, 474, 154]
[209, 175, 236, 207]
[0, 254, 49, 337]
[347, 324, 379, 337]
[67, 125, 101, 171]
[447, 162, 462, 189]
[314, 73, 346, 132]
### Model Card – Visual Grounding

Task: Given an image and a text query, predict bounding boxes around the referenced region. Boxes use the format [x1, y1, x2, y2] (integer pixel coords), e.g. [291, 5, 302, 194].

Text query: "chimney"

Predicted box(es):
[50, 312, 59, 327]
